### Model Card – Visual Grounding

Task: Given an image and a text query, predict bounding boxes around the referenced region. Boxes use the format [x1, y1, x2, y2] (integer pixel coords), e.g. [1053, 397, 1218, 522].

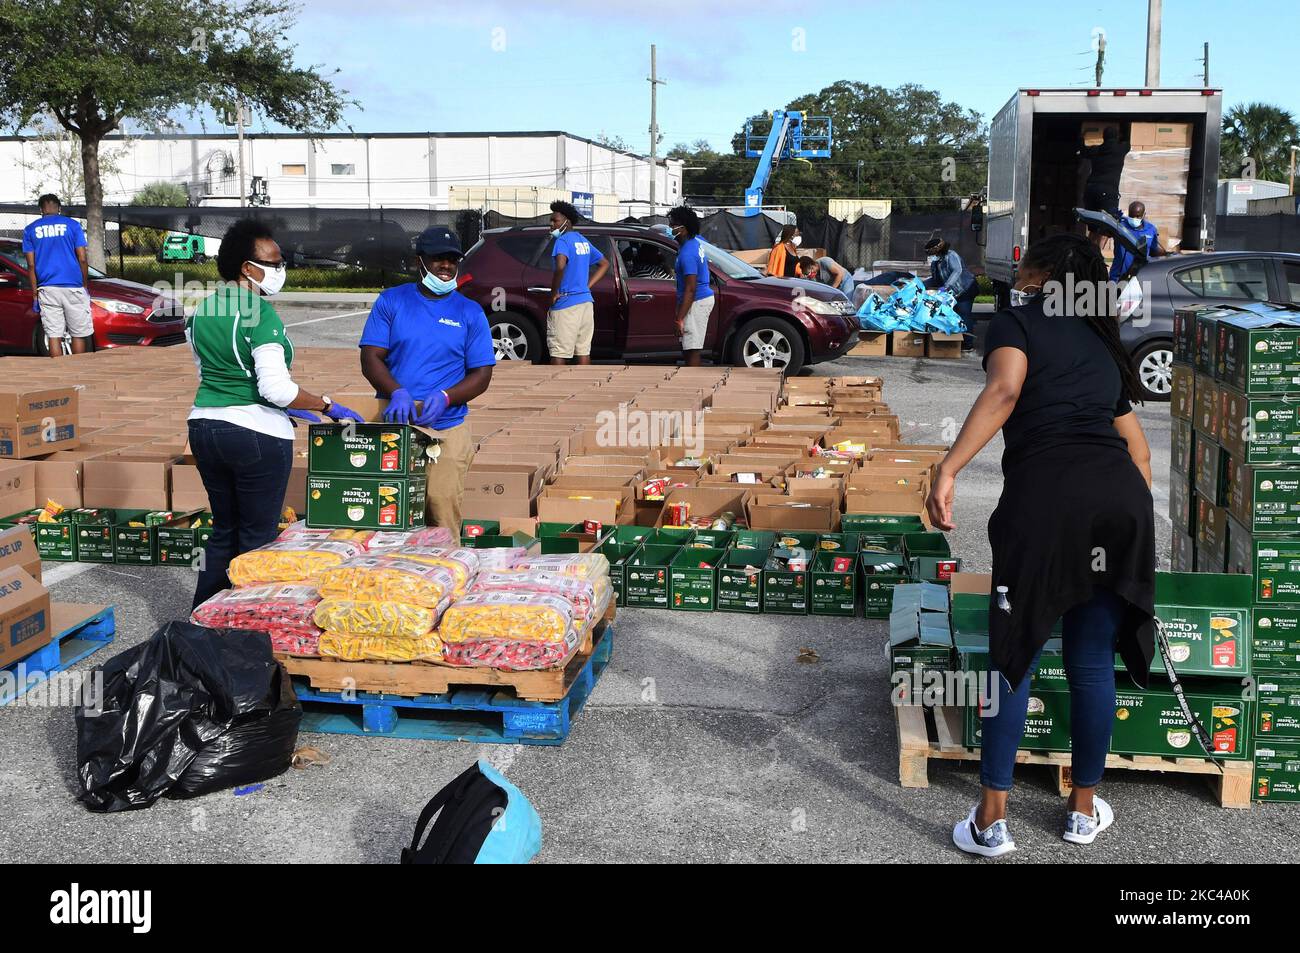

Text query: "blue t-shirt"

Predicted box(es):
[551, 230, 604, 308]
[359, 284, 496, 430]
[21, 214, 87, 287]
[674, 237, 714, 304]
[1109, 220, 1160, 281]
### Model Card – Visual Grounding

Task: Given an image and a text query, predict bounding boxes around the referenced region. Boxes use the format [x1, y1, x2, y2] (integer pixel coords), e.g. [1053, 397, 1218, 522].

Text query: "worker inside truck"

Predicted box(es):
[1078, 126, 1131, 247]
[1107, 200, 1165, 282]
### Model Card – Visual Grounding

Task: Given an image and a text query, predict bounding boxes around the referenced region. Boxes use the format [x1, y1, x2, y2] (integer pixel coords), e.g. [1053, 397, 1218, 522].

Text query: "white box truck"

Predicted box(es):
[979, 87, 1222, 306]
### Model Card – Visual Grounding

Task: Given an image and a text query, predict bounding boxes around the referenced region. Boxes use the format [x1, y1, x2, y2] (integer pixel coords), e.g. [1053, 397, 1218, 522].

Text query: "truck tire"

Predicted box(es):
[730, 315, 806, 375]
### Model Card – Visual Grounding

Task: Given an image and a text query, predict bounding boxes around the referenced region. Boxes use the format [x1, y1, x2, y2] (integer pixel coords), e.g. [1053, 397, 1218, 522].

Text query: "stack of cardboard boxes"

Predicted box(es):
[1083, 120, 1193, 252]
[1171, 299, 1300, 800]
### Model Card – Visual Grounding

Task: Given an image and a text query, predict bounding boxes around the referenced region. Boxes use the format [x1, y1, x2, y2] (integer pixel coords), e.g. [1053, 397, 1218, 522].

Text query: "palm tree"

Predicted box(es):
[1220, 102, 1299, 184]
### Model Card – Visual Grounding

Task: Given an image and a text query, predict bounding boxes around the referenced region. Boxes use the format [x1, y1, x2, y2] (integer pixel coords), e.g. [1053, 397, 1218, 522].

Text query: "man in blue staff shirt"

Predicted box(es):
[668, 205, 714, 367]
[360, 226, 495, 531]
[547, 200, 609, 365]
[1109, 201, 1165, 282]
[22, 194, 92, 357]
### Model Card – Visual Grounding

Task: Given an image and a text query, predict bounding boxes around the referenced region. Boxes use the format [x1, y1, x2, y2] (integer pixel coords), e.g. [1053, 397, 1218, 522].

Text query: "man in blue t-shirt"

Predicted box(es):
[360, 226, 495, 531]
[1109, 201, 1165, 282]
[547, 200, 609, 366]
[21, 194, 93, 358]
[668, 206, 714, 367]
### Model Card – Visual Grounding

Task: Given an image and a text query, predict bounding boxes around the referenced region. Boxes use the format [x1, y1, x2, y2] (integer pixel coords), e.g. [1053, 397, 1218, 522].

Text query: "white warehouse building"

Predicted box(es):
[0, 130, 685, 220]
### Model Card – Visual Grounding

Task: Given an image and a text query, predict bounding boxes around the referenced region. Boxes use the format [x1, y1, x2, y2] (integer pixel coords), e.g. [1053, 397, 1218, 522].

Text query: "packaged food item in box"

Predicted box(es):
[396, 547, 481, 594]
[227, 539, 367, 586]
[471, 570, 611, 626]
[442, 627, 582, 671]
[313, 598, 444, 639]
[439, 591, 576, 644]
[316, 555, 457, 607]
[318, 629, 444, 662]
[191, 583, 322, 637]
[502, 552, 609, 580]
[367, 526, 456, 551]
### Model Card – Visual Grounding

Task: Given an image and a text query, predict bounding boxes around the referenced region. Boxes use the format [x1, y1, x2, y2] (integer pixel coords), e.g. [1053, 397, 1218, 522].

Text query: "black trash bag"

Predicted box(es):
[75, 621, 302, 812]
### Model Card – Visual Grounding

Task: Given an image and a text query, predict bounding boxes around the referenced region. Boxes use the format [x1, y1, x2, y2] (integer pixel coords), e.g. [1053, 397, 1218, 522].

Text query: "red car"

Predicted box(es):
[0, 238, 186, 355]
[457, 225, 859, 374]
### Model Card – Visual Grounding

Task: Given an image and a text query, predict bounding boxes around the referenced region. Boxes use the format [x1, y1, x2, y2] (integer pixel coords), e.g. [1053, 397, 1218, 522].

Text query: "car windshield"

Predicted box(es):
[0, 246, 105, 279]
[700, 242, 762, 279]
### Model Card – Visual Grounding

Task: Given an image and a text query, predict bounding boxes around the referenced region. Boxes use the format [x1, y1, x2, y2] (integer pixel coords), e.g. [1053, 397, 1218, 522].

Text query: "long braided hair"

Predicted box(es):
[1020, 233, 1143, 404]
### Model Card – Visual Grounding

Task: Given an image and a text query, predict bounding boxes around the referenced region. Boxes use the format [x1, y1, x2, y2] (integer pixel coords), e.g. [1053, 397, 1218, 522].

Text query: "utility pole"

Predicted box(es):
[1145, 0, 1162, 87]
[1202, 42, 1210, 87]
[1095, 32, 1106, 87]
[1290, 146, 1298, 196]
[237, 100, 247, 208]
[647, 44, 666, 216]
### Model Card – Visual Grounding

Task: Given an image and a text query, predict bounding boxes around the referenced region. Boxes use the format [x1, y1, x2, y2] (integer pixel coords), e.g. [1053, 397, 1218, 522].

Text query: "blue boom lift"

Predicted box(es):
[741, 110, 832, 216]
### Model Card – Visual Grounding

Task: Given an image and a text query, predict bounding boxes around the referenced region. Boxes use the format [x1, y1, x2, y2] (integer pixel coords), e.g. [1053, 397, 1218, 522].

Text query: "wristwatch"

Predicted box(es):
[321, 395, 333, 413]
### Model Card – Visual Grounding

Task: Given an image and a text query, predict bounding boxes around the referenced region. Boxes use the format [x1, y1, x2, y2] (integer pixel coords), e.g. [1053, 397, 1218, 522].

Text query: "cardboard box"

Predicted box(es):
[1193, 437, 1225, 505]
[1169, 466, 1194, 536]
[1171, 418, 1194, 477]
[83, 454, 175, 510]
[745, 493, 840, 532]
[155, 512, 214, 566]
[1193, 374, 1220, 441]
[1196, 497, 1229, 572]
[1172, 307, 1198, 366]
[1253, 743, 1300, 802]
[655, 486, 747, 529]
[1195, 312, 1220, 377]
[307, 422, 434, 476]
[624, 543, 680, 608]
[282, 461, 308, 517]
[0, 386, 79, 458]
[1172, 530, 1196, 572]
[536, 485, 628, 527]
[1253, 607, 1300, 674]
[811, 550, 858, 616]
[0, 566, 51, 670]
[1225, 461, 1300, 533]
[926, 333, 964, 360]
[1220, 390, 1300, 465]
[1257, 676, 1300, 740]
[889, 332, 927, 358]
[0, 460, 36, 518]
[1216, 313, 1300, 396]
[715, 551, 765, 613]
[170, 459, 209, 513]
[848, 332, 887, 357]
[1154, 572, 1252, 678]
[669, 546, 723, 611]
[0, 524, 41, 582]
[1253, 537, 1300, 605]
[1170, 364, 1194, 422]
[305, 474, 426, 530]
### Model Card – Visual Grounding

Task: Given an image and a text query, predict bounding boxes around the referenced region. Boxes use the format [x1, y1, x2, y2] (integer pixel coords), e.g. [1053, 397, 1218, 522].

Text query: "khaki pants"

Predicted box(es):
[422, 421, 475, 533]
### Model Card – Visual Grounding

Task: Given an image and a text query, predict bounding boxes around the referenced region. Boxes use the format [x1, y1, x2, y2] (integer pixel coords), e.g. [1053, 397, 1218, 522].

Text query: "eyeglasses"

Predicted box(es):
[247, 258, 286, 269]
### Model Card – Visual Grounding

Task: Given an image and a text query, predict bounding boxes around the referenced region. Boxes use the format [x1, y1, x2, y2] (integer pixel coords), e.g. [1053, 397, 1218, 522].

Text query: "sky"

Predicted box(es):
[223, 0, 1300, 151]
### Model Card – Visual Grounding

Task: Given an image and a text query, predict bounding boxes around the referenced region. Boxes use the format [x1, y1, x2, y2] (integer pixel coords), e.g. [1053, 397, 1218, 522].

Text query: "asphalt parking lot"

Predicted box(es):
[4, 305, 1295, 864]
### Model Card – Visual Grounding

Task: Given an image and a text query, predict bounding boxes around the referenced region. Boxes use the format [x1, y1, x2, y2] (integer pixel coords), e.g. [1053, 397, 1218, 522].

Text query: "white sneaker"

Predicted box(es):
[1062, 795, 1114, 845]
[952, 805, 1017, 858]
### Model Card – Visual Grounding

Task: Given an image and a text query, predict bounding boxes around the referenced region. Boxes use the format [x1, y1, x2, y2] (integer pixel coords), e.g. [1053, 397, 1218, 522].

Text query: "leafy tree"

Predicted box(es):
[14, 116, 123, 202]
[0, 0, 354, 269]
[676, 81, 987, 219]
[1220, 102, 1299, 183]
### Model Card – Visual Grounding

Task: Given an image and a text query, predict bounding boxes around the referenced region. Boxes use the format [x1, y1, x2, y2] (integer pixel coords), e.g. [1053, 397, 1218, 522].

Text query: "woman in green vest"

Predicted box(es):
[186, 218, 362, 608]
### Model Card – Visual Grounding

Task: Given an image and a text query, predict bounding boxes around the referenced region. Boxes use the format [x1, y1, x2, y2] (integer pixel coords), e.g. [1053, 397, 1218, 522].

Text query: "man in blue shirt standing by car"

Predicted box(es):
[22, 194, 92, 358]
[668, 206, 714, 367]
[547, 200, 609, 365]
[360, 226, 495, 532]
[1109, 201, 1165, 282]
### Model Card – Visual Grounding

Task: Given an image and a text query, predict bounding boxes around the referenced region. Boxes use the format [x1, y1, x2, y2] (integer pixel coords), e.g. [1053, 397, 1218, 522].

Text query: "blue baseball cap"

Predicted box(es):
[414, 226, 462, 258]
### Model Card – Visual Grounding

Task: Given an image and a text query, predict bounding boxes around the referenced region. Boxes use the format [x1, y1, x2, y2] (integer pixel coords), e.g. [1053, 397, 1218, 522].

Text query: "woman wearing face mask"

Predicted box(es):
[360, 226, 495, 532]
[186, 218, 364, 608]
[765, 224, 802, 278]
[924, 233, 1155, 858]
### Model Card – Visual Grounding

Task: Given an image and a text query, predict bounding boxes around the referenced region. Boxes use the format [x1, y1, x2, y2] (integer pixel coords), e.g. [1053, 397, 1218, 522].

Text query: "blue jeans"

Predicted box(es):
[188, 418, 294, 609]
[979, 587, 1126, 791]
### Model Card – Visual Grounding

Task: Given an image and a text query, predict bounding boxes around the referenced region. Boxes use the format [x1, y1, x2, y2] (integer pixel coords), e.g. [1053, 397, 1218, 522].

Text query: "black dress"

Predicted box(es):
[983, 301, 1156, 689]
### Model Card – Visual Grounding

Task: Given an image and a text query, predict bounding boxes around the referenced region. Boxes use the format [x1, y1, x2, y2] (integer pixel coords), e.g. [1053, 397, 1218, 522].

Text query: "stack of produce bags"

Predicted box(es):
[312, 548, 480, 661]
[439, 553, 612, 671]
[190, 583, 324, 655]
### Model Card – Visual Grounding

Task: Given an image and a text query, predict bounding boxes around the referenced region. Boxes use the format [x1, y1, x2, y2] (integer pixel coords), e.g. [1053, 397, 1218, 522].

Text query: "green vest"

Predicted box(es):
[187, 285, 295, 408]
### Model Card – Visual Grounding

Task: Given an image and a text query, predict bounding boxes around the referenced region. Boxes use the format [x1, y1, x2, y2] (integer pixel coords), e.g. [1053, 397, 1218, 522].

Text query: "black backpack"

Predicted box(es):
[401, 762, 510, 865]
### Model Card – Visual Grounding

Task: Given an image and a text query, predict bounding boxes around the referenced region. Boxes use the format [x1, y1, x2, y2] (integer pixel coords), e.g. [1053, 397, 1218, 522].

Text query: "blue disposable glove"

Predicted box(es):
[384, 388, 415, 424]
[285, 409, 321, 424]
[415, 389, 450, 428]
[30, 298, 39, 314]
[325, 401, 365, 424]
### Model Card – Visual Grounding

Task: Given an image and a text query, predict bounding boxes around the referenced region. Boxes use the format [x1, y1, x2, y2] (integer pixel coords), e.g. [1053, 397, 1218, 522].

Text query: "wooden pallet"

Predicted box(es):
[895, 703, 1253, 810]
[280, 610, 613, 703]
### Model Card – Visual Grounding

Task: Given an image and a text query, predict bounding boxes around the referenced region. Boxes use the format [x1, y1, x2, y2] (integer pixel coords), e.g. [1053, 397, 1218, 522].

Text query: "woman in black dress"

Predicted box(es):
[925, 234, 1155, 857]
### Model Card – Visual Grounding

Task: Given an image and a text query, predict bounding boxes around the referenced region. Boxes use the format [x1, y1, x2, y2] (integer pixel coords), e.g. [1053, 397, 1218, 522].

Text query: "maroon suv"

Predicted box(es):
[457, 225, 859, 374]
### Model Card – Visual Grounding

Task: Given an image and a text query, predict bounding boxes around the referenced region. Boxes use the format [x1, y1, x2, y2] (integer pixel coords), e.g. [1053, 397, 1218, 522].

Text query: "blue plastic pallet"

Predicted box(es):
[0, 604, 116, 707]
[293, 624, 613, 745]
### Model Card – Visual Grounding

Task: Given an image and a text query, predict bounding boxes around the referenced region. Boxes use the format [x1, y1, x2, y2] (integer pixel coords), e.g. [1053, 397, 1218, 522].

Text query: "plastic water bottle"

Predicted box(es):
[996, 586, 1012, 614]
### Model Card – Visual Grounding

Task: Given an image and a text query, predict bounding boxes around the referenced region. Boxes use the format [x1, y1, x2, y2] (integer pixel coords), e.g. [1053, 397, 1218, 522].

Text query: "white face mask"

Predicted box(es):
[792, 236, 803, 247]
[1126, 216, 1144, 228]
[1009, 286, 1040, 307]
[247, 261, 286, 296]
[926, 255, 939, 265]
